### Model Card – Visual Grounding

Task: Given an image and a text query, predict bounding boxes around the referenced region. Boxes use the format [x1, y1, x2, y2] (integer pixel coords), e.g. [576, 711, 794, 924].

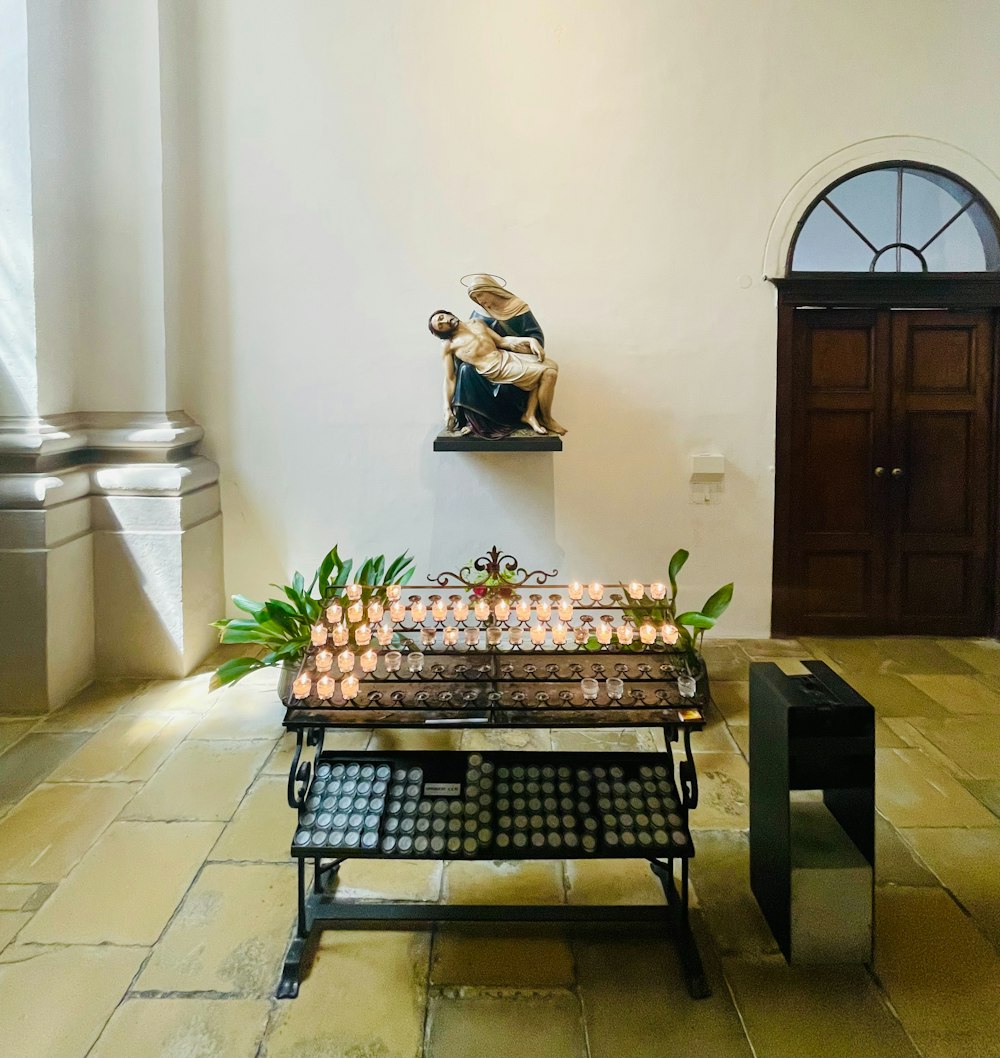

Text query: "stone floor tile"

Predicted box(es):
[909, 1028, 1000, 1058]
[0, 911, 30, 952]
[691, 718, 739, 752]
[369, 728, 464, 751]
[937, 638, 1000, 677]
[701, 640, 750, 681]
[113, 713, 202, 781]
[722, 957, 916, 1057]
[119, 672, 217, 715]
[37, 680, 148, 731]
[430, 925, 575, 986]
[960, 778, 1000, 819]
[837, 672, 949, 718]
[334, 858, 443, 901]
[136, 862, 297, 994]
[875, 717, 908, 748]
[0, 732, 91, 803]
[875, 749, 999, 828]
[0, 720, 35, 754]
[565, 857, 668, 906]
[187, 682, 286, 740]
[874, 814, 937, 886]
[576, 923, 751, 1058]
[211, 775, 291, 862]
[0, 943, 147, 1058]
[710, 681, 748, 725]
[460, 727, 550, 751]
[871, 637, 976, 675]
[0, 884, 35, 910]
[907, 715, 1000, 779]
[47, 714, 176, 781]
[443, 859, 565, 904]
[262, 930, 429, 1058]
[799, 637, 887, 673]
[730, 724, 750, 758]
[426, 994, 586, 1058]
[550, 727, 657, 752]
[90, 997, 271, 1058]
[874, 886, 1000, 1033]
[688, 830, 781, 957]
[0, 782, 137, 883]
[121, 740, 271, 821]
[688, 752, 749, 829]
[901, 827, 1000, 945]
[20, 882, 56, 911]
[739, 637, 809, 658]
[904, 674, 1000, 714]
[19, 820, 222, 945]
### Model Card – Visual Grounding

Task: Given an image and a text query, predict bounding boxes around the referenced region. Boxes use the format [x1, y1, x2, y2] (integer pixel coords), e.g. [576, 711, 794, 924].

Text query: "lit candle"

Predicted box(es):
[326, 601, 343, 624]
[410, 600, 427, 623]
[596, 621, 613, 645]
[557, 599, 573, 622]
[515, 598, 531, 622]
[341, 673, 360, 700]
[507, 626, 523, 646]
[346, 583, 362, 601]
[473, 598, 490, 621]
[431, 597, 448, 621]
[311, 623, 328, 646]
[337, 649, 355, 673]
[360, 649, 378, 673]
[367, 599, 384, 623]
[494, 599, 511, 622]
[443, 626, 459, 646]
[354, 624, 372, 646]
[332, 623, 349, 647]
[315, 649, 333, 673]
[650, 582, 667, 601]
[639, 622, 657, 644]
[465, 627, 481, 647]
[347, 600, 364, 623]
[661, 623, 680, 645]
[568, 581, 584, 601]
[588, 581, 605, 602]
[292, 674, 311, 699]
[530, 624, 547, 645]
[386, 584, 402, 601]
[618, 622, 635, 645]
[389, 600, 406, 623]
[316, 675, 336, 700]
[627, 580, 645, 600]
[377, 622, 393, 646]
[453, 599, 470, 621]
[551, 622, 568, 645]
[536, 600, 552, 622]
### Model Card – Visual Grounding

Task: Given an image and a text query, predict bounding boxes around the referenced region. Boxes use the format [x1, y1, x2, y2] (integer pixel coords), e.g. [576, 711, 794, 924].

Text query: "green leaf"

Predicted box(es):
[210, 656, 265, 690]
[292, 571, 305, 597]
[668, 549, 689, 599]
[232, 594, 266, 619]
[676, 610, 715, 631]
[332, 558, 353, 588]
[219, 627, 286, 645]
[701, 582, 734, 621]
[317, 547, 340, 597]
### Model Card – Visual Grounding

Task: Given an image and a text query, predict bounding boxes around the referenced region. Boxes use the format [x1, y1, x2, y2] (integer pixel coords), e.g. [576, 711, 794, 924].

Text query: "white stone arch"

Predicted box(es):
[762, 135, 1000, 278]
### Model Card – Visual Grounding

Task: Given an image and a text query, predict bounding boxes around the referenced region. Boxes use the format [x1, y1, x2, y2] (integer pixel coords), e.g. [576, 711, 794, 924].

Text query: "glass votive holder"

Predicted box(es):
[487, 625, 502, 646]
[661, 623, 680, 645]
[315, 649, 333, 673]
[337, 649, 355, 673]
[581, 677, 599, 701]
[431, 598, 448, 621]
[557, 599, 573, 621]
[606, 677, 625, 701]
[574, 626, 588, 644]
[473, 598, 490, 621]
[535, 601, 551, 622]
[354, 624, 372, 646]
[316, 675, 336, 700]
[465, 627, 481, 647]
[494, 599, 510, 622]
[341, 673, 360, 700]
[386, 583, 402, 601]
[326, 601, 343, 624]
[310, 623, 328, 646]
[384, 650, 402, 673]
[678, 673, 697, 698]
[332, 623, 349, 647]
[367, 599, 384, 623]
[453, 600, 470, 622]
[443, 626, 459, 646]
[376, 623, 393, 646]
[389, 600, 406, 623]
[627, 580, 645, 600]
[407, 651, 424, 673]
[410, 600, 427, 623]
[507, 627, 523, 646]
[514, 599, 531, 622]
[421, 627, 436, 647]
[639, 622, 657, 645]
[529, 625, 547, 646]
[292, 674, 311, 699]
[360, 649, 378, 673]
[588, 581, 605, 602]
[650, 582, 667, 601]
[617, 622, 636, 645]
[347, 600, 364, 623]
[596, 622, 613, 645]
[551, 622, 568, 645]
[568, 581, 584, 601]
[346, 582, 362, 601]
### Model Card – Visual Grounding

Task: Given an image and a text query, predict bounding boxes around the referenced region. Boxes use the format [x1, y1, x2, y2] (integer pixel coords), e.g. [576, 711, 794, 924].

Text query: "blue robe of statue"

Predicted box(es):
[451, 310, 545, 438]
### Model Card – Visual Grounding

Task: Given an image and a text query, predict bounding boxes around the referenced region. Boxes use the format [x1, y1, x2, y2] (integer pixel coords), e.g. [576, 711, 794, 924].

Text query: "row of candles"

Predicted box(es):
[339, 580, 667, 606]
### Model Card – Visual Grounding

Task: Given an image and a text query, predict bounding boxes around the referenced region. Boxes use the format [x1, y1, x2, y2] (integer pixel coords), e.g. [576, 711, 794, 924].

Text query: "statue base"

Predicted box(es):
[433, 428, 563, 452]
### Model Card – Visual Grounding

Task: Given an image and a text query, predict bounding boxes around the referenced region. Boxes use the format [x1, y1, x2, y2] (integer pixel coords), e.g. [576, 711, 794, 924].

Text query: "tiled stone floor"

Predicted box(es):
[1, 638, 1000, 1056]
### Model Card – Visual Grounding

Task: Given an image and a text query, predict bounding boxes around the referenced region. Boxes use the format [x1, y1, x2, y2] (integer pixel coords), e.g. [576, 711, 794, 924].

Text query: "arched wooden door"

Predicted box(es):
[771, 163, 1000, 637]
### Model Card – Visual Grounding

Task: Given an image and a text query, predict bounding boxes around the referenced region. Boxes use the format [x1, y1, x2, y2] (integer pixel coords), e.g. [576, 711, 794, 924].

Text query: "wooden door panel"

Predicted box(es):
[900, 553, 969, 618]
[902, 412, 972, 534]
[803, 411, 876, 533]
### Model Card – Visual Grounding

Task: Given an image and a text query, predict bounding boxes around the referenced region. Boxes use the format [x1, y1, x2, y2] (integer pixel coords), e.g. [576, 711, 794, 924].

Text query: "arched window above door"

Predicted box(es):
[789, 163, 1000, 273]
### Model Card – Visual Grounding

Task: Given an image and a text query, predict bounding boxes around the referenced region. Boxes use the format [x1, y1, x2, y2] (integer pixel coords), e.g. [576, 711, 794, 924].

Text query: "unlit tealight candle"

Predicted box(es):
[443, 626, 459, 646]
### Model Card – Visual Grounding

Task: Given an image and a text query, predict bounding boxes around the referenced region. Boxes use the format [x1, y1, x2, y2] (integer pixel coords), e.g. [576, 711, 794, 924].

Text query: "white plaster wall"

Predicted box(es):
[145, 1, 1000, 632]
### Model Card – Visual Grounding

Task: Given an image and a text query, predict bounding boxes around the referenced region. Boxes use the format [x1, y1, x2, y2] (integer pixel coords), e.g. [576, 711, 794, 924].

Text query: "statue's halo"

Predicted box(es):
[460, 273, 507, 290]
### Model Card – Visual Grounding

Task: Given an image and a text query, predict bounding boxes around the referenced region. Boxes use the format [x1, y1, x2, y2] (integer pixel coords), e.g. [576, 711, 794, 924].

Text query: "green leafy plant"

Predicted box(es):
[210, 546, 415, 690]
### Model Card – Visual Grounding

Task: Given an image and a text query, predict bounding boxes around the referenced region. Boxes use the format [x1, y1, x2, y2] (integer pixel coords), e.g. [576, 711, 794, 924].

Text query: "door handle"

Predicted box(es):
[891, 467, 904, 478]
[874, 466, 885, 477]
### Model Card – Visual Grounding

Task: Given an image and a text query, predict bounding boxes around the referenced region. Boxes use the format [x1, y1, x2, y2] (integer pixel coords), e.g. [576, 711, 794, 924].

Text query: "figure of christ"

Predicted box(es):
[428, 311, 567, 436]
